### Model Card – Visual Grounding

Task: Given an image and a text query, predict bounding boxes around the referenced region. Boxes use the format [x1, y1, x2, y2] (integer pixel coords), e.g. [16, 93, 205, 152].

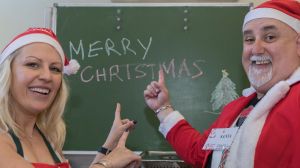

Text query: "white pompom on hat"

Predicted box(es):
[243, 0, 300, 33]
[0, 28, 80, 75]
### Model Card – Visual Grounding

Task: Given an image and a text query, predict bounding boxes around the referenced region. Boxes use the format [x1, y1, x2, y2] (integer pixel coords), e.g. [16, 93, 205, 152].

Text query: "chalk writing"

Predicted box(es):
[80, 58, 205, 83]
[69, 37, 152, 61]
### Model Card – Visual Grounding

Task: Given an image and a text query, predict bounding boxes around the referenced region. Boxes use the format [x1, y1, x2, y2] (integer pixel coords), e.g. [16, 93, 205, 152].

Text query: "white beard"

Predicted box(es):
[247, 56, 273, 88]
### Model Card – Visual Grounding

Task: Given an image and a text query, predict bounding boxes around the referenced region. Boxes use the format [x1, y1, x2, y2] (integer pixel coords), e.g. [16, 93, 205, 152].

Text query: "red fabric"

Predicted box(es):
[32, 162, 70, 168]
[11, 28, 59, 45]
[239, 105, 253, 117]
[166, 82, 300, 168]
[2, 28, 61, 57]
[0, 28, 70, 66]
[256, 0, 300, 20]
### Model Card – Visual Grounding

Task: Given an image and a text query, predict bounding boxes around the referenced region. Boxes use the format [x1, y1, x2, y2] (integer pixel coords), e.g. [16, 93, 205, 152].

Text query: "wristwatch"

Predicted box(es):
[98, 146, 112, 155]
[94, 159, 111, 168]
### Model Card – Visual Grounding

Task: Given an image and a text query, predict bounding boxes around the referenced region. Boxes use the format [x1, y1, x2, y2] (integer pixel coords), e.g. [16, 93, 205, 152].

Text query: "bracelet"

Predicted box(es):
[94, 159, 111, 168]
[155, 105, 172, 115]
[97, 146, 111, 155]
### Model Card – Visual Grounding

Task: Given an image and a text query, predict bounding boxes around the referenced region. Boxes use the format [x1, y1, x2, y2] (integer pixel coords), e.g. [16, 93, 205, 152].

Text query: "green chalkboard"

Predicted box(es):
[54, 3, 250, 151]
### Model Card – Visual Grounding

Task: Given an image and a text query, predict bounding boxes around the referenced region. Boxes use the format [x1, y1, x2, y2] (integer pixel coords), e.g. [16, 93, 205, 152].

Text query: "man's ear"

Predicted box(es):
[297, 33, 300, 57]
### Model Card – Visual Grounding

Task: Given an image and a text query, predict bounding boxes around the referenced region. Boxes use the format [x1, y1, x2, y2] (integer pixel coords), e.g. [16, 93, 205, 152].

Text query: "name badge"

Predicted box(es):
[202, 127, 238, 151]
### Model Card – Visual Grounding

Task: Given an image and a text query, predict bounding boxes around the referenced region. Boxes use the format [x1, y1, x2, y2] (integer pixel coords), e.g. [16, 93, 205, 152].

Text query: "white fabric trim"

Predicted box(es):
[286, 68, 300, 85]
[211, 150, 223, 168]
[0, 34, 65, 64]
[242, 86, 256, 97]
[159, 111, 184, 137]
[63, 59, 80, 75]
[225, 67, 300, 168]
[243, 8, 300, 33]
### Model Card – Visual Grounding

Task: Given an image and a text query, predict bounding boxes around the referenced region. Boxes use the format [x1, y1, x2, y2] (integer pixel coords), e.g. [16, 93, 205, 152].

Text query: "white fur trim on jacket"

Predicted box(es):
[225, 67, 300, 168]
[159, 111, 184, 137]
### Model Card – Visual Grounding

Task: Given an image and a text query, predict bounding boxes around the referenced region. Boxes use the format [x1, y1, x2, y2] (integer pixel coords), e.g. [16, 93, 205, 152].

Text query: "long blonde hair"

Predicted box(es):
[0, 48, 69, 150]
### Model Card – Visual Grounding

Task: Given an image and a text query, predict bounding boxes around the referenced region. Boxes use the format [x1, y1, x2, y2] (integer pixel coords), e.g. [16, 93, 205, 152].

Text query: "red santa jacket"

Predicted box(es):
[165, 82, 300, 168]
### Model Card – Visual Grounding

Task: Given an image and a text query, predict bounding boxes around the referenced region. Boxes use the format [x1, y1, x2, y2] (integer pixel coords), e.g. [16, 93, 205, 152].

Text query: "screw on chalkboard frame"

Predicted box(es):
[183, 8, 189, 31]
[116, 9, 122, 31]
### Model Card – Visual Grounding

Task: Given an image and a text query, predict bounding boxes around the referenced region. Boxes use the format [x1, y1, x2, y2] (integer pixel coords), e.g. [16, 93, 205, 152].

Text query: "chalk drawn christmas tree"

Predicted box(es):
[210, 69, 238, 112]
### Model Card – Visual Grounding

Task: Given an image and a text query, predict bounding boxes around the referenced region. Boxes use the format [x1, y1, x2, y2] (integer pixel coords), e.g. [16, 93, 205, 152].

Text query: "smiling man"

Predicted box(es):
[143, 1, 300, 168]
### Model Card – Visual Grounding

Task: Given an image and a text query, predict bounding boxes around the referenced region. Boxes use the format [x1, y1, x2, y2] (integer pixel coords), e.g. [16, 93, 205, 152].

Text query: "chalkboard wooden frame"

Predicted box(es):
[52, 3, 251, 153]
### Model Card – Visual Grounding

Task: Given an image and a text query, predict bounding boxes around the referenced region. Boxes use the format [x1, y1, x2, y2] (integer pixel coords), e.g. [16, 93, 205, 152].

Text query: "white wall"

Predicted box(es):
[0, 0, 263, 50]
[0, 0, 110, 49]
[239, 0, 264, 6]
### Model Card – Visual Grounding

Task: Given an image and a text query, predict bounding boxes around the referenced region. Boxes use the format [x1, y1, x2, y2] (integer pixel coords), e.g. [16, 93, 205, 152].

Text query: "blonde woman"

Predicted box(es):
[0, 28, 140, 168]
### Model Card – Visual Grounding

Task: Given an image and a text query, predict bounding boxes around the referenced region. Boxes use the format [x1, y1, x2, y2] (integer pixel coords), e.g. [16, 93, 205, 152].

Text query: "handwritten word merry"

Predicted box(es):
[69, 37, 152, 61]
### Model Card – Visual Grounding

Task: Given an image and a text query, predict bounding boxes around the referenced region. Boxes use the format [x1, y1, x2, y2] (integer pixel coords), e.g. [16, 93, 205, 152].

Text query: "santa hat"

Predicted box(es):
[0, 28, 80, 75]
[243, 0, 300, 33]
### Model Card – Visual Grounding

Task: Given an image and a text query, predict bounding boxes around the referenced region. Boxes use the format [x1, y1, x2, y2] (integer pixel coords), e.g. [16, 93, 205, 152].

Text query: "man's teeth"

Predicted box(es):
[254, 60, 271, 64]
[250, 56, 272, 65]
[30, 88, 50, 94]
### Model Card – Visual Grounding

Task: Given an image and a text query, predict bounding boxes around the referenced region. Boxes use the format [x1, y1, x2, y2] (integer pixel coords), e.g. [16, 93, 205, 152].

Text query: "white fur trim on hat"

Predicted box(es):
[64, 59, 80, 76]
[0, 34, 65, 65]
[243, 8, 300, 33]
